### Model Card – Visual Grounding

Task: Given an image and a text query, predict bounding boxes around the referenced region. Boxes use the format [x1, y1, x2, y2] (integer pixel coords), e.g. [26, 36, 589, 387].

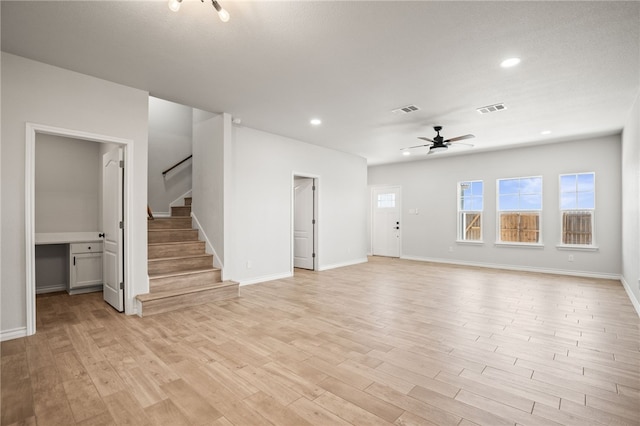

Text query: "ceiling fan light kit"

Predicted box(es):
[168, 0, 230, 22]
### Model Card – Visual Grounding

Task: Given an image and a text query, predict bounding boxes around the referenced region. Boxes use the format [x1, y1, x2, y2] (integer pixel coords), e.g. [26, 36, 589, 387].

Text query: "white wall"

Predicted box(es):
[35, 134, 101, 232]
[229, 126, 368, 284]
[192, 110, 225, 267]
[621, 93, 640, 313]
[1, 53, 149, 337]
[148, 97, 192, 214]
[368, 135, 622, 278]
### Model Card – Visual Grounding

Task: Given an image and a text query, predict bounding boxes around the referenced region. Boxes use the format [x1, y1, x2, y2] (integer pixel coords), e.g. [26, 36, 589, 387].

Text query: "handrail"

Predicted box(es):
[162, 155, 192, 176]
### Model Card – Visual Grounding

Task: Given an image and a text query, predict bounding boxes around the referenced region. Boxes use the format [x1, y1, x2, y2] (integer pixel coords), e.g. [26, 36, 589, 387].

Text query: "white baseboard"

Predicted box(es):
[36, 284, 67, 294]
[190, 212, 223, 270]
[399, 255, 621, 281]
[1, 327, 27, 342]
[620, 276, 640, 317]
[239, 271, 293, 286]
[318, 257, 369, 272]
[152, 212, 171, 218]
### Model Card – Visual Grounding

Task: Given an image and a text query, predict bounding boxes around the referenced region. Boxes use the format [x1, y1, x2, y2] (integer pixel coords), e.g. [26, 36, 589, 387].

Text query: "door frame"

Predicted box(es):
[25, 123, 133, 336]
[370, 185, 402, 257]
[291, 173, 319, 272]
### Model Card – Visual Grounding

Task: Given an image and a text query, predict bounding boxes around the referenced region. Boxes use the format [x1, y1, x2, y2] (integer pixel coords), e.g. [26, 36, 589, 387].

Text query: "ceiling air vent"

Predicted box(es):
[392, 104, 421, 114]
[476, 103, 507, 114]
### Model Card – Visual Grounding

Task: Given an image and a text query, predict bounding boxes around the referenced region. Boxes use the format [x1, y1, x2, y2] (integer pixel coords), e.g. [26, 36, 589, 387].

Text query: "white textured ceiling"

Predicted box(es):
[2, 1, 639, 165]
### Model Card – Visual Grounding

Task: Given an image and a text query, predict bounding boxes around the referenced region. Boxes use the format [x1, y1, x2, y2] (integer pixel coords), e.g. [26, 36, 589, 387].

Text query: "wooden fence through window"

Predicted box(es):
[500, 213, 540, 243]
[463, 213, 481, 240]
[562, 211, 592, 245]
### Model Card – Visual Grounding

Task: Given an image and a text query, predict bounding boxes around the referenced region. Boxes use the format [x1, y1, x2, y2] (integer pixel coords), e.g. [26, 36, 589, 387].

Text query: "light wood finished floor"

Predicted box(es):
[2, 257, 639, 425]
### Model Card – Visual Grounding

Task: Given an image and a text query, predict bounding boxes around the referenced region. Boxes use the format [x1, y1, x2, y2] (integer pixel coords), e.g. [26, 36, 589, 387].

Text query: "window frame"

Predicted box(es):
[495, 175, 544, 246]
[457, 180, 484, 243]
[376, 192, 396, 209]
[558, 172, 597, 249]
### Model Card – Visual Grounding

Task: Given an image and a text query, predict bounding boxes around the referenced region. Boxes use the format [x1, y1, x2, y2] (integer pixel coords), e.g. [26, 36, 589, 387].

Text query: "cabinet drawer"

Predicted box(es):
[70, 242, 103, 254]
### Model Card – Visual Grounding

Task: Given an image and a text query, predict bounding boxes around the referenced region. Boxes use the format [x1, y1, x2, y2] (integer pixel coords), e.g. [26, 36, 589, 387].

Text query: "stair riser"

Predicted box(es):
[140, 285, 238, 316]
[148, 256, 213, 275]
[150, 270, 222, 293]
[148, 230, 199, 243]
[148, 218, 192, 230]
[184, 197, 192, 206]
[171, 206, 191, 216]
[148, 241, 205, 259]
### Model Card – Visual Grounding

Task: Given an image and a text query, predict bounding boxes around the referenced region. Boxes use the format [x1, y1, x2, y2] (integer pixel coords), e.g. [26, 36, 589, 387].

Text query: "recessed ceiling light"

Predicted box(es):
[500, 57, 521, 68]
[310, 118, 322, 126]
[541, 130, 552, 135]
[402, 151, 411, 156]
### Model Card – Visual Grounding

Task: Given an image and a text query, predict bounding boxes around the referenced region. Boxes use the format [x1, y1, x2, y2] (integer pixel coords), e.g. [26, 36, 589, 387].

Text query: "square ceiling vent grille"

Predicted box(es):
[392, 104, 420, 114]
[477, 103, 506, 114]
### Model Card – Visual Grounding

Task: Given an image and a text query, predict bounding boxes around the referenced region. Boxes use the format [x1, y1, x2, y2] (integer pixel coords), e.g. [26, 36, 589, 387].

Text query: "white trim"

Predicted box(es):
[494, 242, 544, 249]
[151, 212, 171, 218]
[456, 240, 484, 246]
[556, 244, 599, 251]
[191, 212, 223, 269]
[400, 254, 621, 280]
[25, 123, 135, 337]
[169, 189, 193, 208]
[0, 327, 28, 342]
[318, 257, 368, 271]
[239, 271, 293, 286]
[36, 284, 67, 294]
[620, 276, 640, 318]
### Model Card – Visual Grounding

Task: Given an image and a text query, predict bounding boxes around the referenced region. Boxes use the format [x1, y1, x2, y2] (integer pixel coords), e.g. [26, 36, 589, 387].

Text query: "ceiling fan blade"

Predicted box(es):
[417, 137, 435, 143]
[444, 134, 475, 143]
[402, 143, 432, 150]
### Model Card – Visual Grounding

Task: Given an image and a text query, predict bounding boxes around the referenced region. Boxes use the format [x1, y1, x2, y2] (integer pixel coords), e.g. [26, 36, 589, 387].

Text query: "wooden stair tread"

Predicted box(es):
[148, 254, 212, 262]
[148, 268, 220, 280]
[136, 281, 238, 302]
[148, 228, 196, 232]
[148, 241, 203, 247]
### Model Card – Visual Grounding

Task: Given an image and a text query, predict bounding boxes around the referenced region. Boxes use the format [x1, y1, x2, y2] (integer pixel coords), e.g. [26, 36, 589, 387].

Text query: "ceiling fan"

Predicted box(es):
[401, 126, 475, 154]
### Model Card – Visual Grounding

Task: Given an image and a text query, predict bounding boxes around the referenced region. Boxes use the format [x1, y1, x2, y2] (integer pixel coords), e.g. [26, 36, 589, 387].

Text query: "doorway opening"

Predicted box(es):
[293, 175, 318, 272]
[25, 123, 133, 336]
[371, 185, 402, 258]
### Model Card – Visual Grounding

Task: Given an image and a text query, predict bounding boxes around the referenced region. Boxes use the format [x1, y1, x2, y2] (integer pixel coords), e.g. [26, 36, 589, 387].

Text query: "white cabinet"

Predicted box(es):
[69, 242, 103, 294]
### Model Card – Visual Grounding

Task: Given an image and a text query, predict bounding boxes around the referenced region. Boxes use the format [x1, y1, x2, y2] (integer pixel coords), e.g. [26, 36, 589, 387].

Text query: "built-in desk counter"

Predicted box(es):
[35, 232, 102, 245]
[35, 232, 103, 294]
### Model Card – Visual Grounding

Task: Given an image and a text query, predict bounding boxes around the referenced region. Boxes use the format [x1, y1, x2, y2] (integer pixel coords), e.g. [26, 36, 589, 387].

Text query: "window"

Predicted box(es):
[377, 193, 396, 208]
[458, 181, 483, 241]
[560, 173, 595, 245]
[497, 176, 543, 244]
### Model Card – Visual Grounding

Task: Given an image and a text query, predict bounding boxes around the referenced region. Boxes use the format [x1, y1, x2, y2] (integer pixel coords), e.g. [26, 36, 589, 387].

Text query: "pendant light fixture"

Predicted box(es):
[168, 0, 230, 22]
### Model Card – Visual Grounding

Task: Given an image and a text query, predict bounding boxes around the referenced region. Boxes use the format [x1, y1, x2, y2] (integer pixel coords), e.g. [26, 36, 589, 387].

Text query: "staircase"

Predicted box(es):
[136, 197, 238, 316]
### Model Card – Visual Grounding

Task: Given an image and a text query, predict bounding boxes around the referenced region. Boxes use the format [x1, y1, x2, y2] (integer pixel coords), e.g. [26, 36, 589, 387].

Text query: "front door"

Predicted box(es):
[102, 147, 124, 311]
[294, 177, 315, 270]
[372, 186, 401, 257]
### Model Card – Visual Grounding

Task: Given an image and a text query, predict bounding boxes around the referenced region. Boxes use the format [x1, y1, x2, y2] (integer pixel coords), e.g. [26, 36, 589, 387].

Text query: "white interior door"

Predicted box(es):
[294, 177, 315, 270]
[102, 147, 124, 311]
[372, 186, 401, 257]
